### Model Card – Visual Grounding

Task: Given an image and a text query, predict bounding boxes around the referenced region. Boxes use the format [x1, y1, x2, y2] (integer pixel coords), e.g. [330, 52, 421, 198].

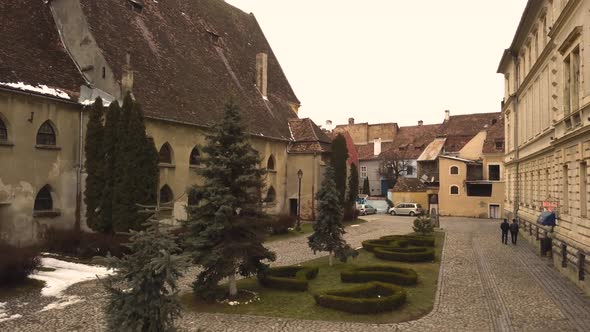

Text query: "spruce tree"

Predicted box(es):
[186, 101, 275, 300]
[362, 177, 370, 195]
[99, 217, 188, 332]
[331, 134, 349, 205]
[308, 165, 356, 266]
[347, 163, 359, 208]
[84, 98, 106, 232]
[100, 101, 122, 233]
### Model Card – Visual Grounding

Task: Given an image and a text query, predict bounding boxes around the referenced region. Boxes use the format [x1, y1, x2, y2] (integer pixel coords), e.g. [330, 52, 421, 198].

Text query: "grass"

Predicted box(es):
[266, 218, 368, 243]
[0, 278, 45, 302]
[182, 231, 444, 324]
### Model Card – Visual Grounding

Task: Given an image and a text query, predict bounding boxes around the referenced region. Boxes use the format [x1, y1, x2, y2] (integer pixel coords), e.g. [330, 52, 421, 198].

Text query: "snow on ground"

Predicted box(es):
[0, 302, 22, 323]
[29, 257, 113, 312]
[0, 82, 71, 100]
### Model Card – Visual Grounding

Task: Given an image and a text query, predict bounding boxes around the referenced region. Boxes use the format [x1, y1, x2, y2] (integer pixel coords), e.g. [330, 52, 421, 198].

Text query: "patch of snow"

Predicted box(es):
[288, 123, 295, 141]
[0, 82, 71, 100]
[79, 98, 112, 107]
[351, 224, 361, 228]
[262, 95, 269, 101]
[0, 302, 21, 323]
[40, 296, 84, 312]
[30, 257, 113, 298]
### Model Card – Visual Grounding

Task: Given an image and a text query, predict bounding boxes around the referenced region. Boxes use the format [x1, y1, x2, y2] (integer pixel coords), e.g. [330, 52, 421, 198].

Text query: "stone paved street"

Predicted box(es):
[2, 216, 590, 332]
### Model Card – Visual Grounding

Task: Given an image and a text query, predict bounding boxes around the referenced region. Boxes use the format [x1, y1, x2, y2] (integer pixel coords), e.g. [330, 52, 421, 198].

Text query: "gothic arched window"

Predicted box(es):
[37, 121, 56, 146]
[34, 185, 53, 211]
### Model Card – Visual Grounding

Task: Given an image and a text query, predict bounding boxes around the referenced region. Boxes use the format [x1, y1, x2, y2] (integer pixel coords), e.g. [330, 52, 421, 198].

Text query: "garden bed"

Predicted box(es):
[181, 230, 444, 324]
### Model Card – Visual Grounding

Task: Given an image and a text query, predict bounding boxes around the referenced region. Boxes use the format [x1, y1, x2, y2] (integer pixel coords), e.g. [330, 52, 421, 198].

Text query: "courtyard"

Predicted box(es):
[1, 215, 589, 332]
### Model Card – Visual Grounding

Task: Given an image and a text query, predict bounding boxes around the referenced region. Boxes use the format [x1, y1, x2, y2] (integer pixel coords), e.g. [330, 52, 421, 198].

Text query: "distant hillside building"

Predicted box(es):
[0, 0, 327, 245]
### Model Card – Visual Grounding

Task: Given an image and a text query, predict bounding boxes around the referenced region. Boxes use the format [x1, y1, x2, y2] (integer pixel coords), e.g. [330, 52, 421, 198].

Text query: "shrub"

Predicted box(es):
[374, 246, 435, 263]
[379, 235, 435, 247]
[361, 239, 408, 252]
[43, 228, 130, 259]
[314, 282, 406, 314]
[0, 243, 40, 285]
[341, 265, 418, 286]
[258, 265, 319, 291]
[342, 207, 359, 222]
[412, 216, 434, 235]
[269, 214, 296, 235]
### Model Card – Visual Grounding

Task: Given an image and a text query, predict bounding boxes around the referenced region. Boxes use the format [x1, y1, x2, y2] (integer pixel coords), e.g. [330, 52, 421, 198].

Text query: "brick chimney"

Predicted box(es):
[256, 53, 268, 98]
[373, 138, 382, 156]
[325, 120, 333, 131]
[348, 117, 355, 125]
[418, 120, 423, 126]
[445, 110, 450, 121]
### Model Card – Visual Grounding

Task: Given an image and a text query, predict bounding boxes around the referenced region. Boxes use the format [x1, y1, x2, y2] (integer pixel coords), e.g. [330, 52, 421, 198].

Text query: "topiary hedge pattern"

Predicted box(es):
[374, 246, 435, 262]
[379, 235, 435, 247]
[361, 239, 408, 252]
[340, 265, 418, 286]
[314, 281, 407, 314]
[257, 265, 319, 292]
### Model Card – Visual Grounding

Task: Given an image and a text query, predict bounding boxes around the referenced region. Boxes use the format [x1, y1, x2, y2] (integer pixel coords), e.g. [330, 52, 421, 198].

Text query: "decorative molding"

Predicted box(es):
[35, 144, 61, 151]
[558, 26, 582, 55]
[548, 0, 582, 39]
[516, 41, 557, 95]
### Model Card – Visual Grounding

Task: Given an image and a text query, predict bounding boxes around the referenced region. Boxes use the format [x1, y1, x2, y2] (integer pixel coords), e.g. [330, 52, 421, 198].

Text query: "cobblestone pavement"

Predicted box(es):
[3, 216, 590, 332]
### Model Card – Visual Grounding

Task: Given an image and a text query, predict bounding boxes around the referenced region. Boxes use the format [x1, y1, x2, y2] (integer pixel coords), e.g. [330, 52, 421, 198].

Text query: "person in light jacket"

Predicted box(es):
[510, 219, 519, 244]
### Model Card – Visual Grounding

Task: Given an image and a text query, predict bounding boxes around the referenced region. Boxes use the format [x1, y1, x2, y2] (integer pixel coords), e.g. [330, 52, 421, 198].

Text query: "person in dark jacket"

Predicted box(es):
[510, 219, 519, 244]
[500, 219, 510, 244]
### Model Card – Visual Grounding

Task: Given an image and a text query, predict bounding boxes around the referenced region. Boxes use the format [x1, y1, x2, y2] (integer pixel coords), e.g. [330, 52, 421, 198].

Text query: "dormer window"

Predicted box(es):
[127, 0, 144, 12]
[495, 141, 504, 150]
[207, 31, 222, 47]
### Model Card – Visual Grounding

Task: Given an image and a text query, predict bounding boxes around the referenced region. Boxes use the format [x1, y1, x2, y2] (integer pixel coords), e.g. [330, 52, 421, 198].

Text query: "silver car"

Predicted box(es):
[389, 203, 423, 216]
[359, 204, 377, 215]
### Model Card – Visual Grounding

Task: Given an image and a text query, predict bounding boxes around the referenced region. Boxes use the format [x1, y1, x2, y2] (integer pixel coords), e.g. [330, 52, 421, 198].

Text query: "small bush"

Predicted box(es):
[412, 216, 434, 235]
[374, 246, 435, 263]
[379, 235, 435, 247]
[0, 243, 40, 285]
[258, 265, 319, 292]
[361, 239, 408, 252]
[43, 228, 130, 259]
[269, 215, 296, 235]
[341, 265, 418, 286]
[314, 282, 406, 314]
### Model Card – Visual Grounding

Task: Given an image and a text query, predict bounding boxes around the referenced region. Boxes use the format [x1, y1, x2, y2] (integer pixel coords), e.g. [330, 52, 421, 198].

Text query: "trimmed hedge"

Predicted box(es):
[314, 282, 407, 314]
[361, 239, 408, 252]
[258, 266, 319, 292]
[379, 235, 435, 247]
[374, 246, 435, 263]
[340, 265, 418, 286]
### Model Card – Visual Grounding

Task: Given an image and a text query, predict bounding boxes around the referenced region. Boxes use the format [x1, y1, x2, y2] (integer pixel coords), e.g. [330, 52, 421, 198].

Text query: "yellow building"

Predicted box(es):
[498, 0, 590, 294]
[0, 1, 327, 245]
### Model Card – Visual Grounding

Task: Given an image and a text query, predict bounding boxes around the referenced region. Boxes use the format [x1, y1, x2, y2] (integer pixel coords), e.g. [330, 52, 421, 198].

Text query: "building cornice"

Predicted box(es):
[548, 0, 583, 39]
[558, 26, 583, 55]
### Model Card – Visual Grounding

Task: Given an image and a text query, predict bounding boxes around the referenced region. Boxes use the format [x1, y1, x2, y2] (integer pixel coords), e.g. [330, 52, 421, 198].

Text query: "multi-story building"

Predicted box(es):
[498, 0, 590, 294]
[0, 0, 328, 245]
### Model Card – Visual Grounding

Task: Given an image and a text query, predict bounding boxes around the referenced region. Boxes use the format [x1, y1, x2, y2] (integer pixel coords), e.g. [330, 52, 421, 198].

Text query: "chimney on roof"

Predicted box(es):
[325, 120, 333, 131]
[445, 110, 450, 121]
[373, 138, 382, 156]
[418, 120, 423, 126]
[348, 117, 355, 125]
[121, 53, 134, 97]
[256, 53, 268, 98]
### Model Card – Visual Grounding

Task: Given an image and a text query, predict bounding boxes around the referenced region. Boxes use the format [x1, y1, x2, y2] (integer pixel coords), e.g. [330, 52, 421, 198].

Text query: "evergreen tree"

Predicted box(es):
[186, 101, 275, 300]
[100, 101, 122, 233]
[84, 98, 106, 232]
[308, 165, 357, 266]
[98, 217, 188, 332]
[362, 177, 370, 195]
[347, 163, 359, 208]
[331, 134, 349, 205]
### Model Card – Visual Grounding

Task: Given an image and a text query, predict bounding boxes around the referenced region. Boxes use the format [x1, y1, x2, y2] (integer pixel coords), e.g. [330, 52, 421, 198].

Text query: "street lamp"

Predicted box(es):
[296, 169, 303, 232]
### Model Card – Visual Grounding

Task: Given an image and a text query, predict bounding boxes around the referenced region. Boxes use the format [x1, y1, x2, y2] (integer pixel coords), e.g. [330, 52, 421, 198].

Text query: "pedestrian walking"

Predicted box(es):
[500, 219, 509, 244]
[510, 219, 519, 244]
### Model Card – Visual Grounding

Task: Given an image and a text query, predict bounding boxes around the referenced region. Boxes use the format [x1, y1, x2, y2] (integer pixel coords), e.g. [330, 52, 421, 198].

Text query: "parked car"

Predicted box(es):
[358, 204, 377, 215]
[389, 203, 423, 216]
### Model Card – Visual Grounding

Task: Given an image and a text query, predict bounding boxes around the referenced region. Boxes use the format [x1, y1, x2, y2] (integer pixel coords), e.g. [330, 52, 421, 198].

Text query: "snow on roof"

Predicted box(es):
[0, 82, 71, 100]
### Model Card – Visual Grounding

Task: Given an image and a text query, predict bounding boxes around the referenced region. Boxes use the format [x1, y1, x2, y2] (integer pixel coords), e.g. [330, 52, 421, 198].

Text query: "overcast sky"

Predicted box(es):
[226, 0, 528, 128]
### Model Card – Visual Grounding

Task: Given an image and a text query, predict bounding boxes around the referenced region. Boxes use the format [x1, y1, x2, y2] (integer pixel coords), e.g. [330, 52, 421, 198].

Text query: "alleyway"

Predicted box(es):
[2, 216, 589, 332]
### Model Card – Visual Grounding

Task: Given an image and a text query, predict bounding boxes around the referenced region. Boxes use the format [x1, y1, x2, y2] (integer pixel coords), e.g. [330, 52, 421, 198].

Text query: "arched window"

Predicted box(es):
[267, 155, 275, 170]
[265, 186, 276, 203]
[450, 185, 459, 195]
[159, 184, 174, 204]
[159, 143, 173, 164]
[0, 118, 7, 141]
[450, 166, 459, 175]
[34, 185, 53, 211]
[189, 147, 200, 166]
[37, 121, 56, 146]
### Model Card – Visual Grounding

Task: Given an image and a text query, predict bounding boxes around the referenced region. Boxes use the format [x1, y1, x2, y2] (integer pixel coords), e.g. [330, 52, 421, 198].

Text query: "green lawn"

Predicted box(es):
[265, 218, 368, 243]
[182, 231, 445, 324]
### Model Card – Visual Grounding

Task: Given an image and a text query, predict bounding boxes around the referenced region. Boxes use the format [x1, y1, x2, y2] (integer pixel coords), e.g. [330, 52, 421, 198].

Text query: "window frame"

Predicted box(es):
[488, 164, 501, 181]
[189, 146, 201, 167]
[34, 185, 53, 211]
[267, 155, 276, 171]
[0, 117, 7, 142]
[450, 185, 460, 196]
[158, 142, 174, 166]
[36, 121, 57, 146]
[450, 166, 459, 175]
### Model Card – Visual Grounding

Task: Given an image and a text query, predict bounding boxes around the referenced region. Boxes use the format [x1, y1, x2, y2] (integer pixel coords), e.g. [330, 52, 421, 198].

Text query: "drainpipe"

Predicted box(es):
[312, 153, 317, 220]
[513, 53, 521, 220]
[75, 106, 84, 232]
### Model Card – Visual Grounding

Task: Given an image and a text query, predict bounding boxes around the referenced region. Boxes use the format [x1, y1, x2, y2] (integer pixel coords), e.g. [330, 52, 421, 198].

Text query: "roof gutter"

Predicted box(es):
[0, 86, 80, 106]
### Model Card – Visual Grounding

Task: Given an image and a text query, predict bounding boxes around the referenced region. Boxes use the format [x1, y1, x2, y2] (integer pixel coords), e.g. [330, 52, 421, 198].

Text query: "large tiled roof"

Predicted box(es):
[482, 115, 505, 154]
[77, 0, 300, 139]
[392, 178, 427, 193]
[288, 118, 331, 153]
[381, 124, 440, 159]
[439, 112, 502, 153]
[0, 2, 85, 99]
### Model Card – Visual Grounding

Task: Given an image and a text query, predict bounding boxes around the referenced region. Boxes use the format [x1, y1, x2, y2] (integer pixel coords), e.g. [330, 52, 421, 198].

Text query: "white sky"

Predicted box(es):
[226, 0, 528, 128]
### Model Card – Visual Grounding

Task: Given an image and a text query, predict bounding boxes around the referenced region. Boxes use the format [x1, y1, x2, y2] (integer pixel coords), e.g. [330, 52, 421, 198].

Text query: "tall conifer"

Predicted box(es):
[347, 163, 359, 208]
[84, 98, 105, 231]
[100, 101, 122, 233]
[331, 134, 349, 205]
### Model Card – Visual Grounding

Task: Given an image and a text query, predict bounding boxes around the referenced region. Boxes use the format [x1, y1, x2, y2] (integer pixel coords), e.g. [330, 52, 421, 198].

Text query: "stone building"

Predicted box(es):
[498, 0, 590, 293]
[0, 0, 327, 245]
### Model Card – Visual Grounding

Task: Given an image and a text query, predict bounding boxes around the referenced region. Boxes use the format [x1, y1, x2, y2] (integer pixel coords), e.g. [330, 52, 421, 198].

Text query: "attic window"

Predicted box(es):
[127, 0, 144, 12]
[495, 141, 504, 150]
[207, 31, 222, 47]
[491, 119, 498, 125]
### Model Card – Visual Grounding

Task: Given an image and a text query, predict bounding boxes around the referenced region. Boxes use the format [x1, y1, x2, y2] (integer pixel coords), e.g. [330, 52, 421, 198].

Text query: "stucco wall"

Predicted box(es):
[390, 191, 429, 209]
[0, 91, 82, 246]
[360, 160, 382, 196]
[286, 153, 326, 220]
